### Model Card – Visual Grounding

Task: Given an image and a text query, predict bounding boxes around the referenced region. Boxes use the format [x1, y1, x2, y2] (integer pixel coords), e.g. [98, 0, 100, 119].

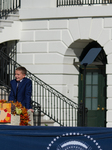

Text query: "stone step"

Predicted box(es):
[0, 26, 4, 32]
[0, 19, 13, 27]
[0, 11, 19, 33]
[41, 119, 54, 126]
[33, 112, 55, 126]
[33, 119, 54, 126]
[6, 14, 19, 21]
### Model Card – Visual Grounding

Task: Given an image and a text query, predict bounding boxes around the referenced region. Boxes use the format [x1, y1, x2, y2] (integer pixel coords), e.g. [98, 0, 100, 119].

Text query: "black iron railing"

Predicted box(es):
[57, 0, 112, 6]
[0, 49, 79, 126]
[0, 0, 21, 18]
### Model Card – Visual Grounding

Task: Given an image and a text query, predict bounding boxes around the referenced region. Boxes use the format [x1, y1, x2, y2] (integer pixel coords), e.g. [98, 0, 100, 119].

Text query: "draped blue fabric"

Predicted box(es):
[0, 125, 112, 150]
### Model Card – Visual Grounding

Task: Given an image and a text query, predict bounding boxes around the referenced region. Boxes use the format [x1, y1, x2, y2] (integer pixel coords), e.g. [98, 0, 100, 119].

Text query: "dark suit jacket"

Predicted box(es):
[8, 77, 32, 109]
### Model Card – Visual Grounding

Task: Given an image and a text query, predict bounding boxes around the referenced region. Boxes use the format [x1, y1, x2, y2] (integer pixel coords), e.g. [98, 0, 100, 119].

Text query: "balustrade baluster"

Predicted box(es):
[54, 94, 55, 120]
[60, 97, 61, 125]
[57, 0, 111, 5]
[62, 100, 63, 126]
[57, 96, 58, 122]
[51, 92, 53, 117]
[69, 104, 70, 126]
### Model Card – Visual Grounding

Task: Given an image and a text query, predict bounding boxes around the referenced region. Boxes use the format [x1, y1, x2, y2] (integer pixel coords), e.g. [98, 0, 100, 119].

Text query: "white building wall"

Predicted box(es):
[16, 0, 112, 127]
[18, 18, 79, 102]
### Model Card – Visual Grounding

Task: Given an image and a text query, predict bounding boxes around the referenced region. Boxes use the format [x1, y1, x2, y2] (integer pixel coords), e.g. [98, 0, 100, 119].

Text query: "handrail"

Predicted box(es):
[0, 50, 79, 126]
[57, 0, 112, 6]
[0, 0, 21, 19]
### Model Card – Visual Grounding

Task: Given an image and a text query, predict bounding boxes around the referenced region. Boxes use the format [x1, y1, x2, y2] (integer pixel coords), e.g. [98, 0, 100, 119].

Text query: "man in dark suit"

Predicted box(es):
[9, 66, 33, 112]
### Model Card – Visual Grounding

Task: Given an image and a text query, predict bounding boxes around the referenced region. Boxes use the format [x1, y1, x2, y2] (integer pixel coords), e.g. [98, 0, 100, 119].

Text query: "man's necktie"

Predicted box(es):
[15, 81, 20, 102]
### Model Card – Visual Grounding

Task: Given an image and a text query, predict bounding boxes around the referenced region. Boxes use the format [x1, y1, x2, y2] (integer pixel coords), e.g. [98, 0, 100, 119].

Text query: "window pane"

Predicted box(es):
[86, 72, 91, 84]
[92, 98, 98, 110]
[86, 98, 91, 110]
[92, 86, 98, 97]
[92, 72, 98, 84]
[86, 85, 91, 97]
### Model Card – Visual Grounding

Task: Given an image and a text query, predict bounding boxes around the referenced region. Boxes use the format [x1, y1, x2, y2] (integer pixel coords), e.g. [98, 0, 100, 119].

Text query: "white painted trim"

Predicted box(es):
[20, 5, 112, 20]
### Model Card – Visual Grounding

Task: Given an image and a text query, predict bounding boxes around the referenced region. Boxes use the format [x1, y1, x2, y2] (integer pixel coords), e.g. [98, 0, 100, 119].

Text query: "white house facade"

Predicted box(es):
[1, 0, 112, 127]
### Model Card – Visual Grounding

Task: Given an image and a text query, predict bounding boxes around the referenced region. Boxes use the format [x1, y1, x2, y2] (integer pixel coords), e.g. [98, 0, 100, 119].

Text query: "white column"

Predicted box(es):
[50, 0, 57, 7]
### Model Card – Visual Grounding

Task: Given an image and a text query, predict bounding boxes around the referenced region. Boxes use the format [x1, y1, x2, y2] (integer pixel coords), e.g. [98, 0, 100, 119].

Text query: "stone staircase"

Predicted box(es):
[0, 13, 19, 33]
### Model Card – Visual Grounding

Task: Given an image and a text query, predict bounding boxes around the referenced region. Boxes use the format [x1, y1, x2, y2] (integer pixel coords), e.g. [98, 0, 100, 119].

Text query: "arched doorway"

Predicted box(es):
[78, 41, 107, 127]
